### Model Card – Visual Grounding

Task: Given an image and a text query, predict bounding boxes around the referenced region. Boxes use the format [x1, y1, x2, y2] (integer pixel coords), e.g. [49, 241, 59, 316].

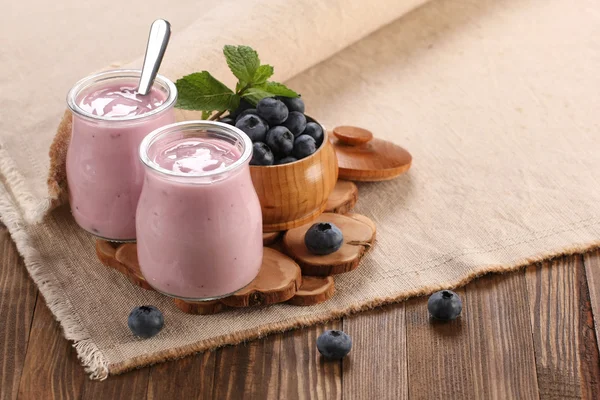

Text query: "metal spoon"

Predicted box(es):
[137, 19, 171, 96]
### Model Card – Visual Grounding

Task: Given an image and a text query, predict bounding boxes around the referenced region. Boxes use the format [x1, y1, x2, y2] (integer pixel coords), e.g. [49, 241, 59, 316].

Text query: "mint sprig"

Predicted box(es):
[175, 45, 298, 120]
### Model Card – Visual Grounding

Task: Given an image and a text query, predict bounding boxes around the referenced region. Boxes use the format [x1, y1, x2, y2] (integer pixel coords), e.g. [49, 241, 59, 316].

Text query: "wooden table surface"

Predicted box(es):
[2, 225, 600, 400]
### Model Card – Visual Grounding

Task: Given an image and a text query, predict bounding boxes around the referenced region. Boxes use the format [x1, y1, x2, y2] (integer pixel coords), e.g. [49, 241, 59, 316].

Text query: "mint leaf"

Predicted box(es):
[253, 65, 274, 85]
[242, 87, 275, 105]
[261, 81, 298, 97]
[223, 45, 260, 84]
[201, 110, 213, 120]
[175, 72, 239, 111]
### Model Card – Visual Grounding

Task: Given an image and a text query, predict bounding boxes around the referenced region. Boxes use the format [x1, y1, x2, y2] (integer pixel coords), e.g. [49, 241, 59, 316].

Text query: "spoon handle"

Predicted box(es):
[138, 19, 171, 96]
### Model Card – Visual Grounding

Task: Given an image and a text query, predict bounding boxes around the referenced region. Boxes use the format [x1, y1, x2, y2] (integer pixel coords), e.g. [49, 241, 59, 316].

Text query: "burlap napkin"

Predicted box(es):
[2, 0, 600, 379]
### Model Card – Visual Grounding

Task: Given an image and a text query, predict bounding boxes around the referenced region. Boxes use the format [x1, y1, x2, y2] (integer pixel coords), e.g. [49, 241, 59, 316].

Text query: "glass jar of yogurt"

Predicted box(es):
[66, 69, 177, 241]
[137, 121, 263, 300]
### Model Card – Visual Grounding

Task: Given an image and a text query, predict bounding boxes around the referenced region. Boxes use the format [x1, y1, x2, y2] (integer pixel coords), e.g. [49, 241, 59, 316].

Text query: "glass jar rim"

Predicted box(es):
[66, 69, 177, 122]
[139, 120, 253, 179]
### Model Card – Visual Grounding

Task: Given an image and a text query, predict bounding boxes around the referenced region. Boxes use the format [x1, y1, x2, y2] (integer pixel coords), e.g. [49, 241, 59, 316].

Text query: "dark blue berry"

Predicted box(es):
[257, 97, 289, 125]
[218, 116, 235, 125]
[282, 111, 307, 137]
[317, 330, 352, 360]
[235, 108, 259, 124]
[277, 96, 305, 113]
[235, 114, 269, 143]
[128, 306, 164, 338]
[250, 142, 274, 166]
[275, 156, 298, 165]
[304, 222, 343, 255]
[302, 122, 324, 146]
[266, 126, 294, 156]
[427, 290, 462, 321]
[293, 135, 317, 159]
[229, 98, 253, 119]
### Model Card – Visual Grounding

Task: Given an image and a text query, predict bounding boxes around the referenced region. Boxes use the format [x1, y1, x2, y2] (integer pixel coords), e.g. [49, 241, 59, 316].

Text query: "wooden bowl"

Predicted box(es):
[250, 118, 338, 232]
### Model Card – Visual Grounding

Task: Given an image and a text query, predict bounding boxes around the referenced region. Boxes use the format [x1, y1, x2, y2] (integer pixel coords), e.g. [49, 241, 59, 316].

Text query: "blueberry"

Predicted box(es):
[250, 142, 274, 166]
[266, 126, 294, 156]
[427, 290, 463, 321]
[234, 108, 259, 124]
[128, 306, 164, 338]
[293, 135, 317, 159]
[304, 222, 343, 255]
[282, 111, 307, 137]
[229, 98, 253, 119]
[275, 156, 298, 165]
[316, 330, 352, 360]
[277, 96, 305, 113]
[235, 114, 269, 143]
[302, 122, 324, 146]
[218, 116, 235, 126]
[257, 97, 289, 125]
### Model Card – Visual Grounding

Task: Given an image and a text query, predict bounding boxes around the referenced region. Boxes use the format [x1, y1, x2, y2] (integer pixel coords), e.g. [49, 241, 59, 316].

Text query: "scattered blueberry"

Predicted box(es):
[229, 98, 253, 119]
[250, 142, 274, 166]
[302, 122, 324, 146]
[257, 97, 289, 125]
[282, 111, 307, 137]
[218, 116, 235, 125]
[316, 330, 352, 360]
[277, 96, 305, 113]
[266, 126, 294, 156]
[427, 290, 463, 321]
[293, 135, 317, 159]
[235, 108, 259, 123]
[304, 222, 344, 255]
[275, 156, 298, 165]
[235, 114, 269, 143]
[128, 306, 164, 338]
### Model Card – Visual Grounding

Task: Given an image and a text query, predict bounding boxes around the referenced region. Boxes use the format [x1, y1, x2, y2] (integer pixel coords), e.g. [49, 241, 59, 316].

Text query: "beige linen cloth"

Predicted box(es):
[1, 0, 600, 379]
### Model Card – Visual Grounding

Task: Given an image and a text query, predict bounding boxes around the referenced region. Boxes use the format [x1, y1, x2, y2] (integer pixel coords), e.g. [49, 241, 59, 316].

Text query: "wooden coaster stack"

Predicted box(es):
[96, 180, 375, 314]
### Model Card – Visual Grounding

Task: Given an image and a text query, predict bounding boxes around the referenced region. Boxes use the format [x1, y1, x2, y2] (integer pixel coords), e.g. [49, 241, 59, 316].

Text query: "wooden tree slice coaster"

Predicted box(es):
[283, 213, 376, 276]
[325, 180, 358, 214]
[288, 276, 335, 306]
[331, 126, 412, 182]
[220, 248, 302, 307]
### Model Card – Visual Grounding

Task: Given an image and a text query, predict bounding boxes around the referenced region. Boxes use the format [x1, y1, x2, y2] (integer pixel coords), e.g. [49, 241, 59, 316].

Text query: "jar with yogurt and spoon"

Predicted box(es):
[66, 20, 175, 241]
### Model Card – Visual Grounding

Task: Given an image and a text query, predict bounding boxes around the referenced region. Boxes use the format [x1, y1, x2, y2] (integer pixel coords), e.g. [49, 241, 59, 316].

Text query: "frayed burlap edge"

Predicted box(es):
[108, 237, 600, 377]
[0, 183, 110, 380]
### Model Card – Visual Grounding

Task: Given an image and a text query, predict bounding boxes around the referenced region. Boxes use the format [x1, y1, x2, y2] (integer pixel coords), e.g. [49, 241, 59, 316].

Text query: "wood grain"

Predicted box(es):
[81, 367, 150, 400]
[584, 250, 600, 358]
[212, 335, 282, 399]
[278, 321, 343, 400]
[18, 298, 88, 400]
[467, 272, 540, 399]
[344, 303, 408, 400]
[406, 289, 475, 399]
[0, 227, 38, 400]
[525, 257, 600, 399]
[250, 125, 338, 232]
[147, 351, 216, 400]
[283, 213, 376, 276]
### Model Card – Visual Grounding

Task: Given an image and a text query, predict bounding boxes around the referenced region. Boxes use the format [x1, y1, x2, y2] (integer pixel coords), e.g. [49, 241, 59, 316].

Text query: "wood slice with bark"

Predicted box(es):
[283, 213, 376, 276]
[288, 276, 335, 306]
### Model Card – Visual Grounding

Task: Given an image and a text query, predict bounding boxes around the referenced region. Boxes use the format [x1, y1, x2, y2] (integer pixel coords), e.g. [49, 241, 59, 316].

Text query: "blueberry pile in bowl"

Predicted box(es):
[220, 97, 325, 166]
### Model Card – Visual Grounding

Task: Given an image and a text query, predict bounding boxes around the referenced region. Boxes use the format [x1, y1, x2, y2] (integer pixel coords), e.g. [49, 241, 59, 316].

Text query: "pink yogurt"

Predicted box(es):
[136, 121, 263, 300]
[66, 70, 177, 241]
